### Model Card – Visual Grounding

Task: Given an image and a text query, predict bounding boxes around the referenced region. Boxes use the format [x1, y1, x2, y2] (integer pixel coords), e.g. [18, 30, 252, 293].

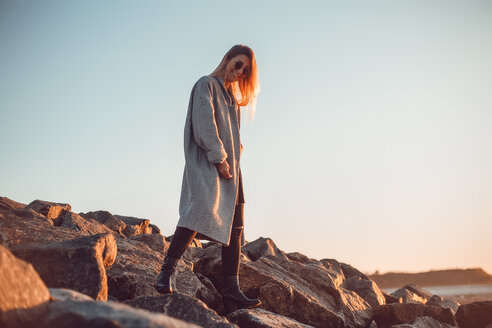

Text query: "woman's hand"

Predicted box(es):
[215, 160, 233, 179]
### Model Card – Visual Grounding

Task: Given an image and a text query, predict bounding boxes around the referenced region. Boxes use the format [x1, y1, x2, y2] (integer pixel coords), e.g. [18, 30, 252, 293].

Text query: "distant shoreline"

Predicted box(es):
[370, 268, 492, 288]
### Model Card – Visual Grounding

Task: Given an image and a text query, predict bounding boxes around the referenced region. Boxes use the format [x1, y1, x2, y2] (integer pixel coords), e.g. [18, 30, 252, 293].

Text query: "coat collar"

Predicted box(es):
[212, 75, 236, 107]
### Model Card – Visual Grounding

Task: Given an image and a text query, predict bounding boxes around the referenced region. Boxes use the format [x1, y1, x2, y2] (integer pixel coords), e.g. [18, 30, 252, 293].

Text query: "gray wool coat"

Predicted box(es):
[176, 75, 243, 246]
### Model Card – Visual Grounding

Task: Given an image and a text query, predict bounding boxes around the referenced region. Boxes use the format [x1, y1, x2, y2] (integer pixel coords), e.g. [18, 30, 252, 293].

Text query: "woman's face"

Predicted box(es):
[225, 54, 251, 83]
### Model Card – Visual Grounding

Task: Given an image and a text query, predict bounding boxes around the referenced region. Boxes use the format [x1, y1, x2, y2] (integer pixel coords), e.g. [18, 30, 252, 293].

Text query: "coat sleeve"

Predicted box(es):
[191, 78, 228, 164]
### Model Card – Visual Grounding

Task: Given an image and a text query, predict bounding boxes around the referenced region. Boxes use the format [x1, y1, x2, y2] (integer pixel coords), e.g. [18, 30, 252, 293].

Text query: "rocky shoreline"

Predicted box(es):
[1, 196, 491, 328]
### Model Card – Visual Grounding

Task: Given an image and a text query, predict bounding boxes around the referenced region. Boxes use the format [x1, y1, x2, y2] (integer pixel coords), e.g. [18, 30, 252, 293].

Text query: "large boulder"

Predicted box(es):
[60, 211, 115, 235]
[382, 291, 401, 304]
[0, 196, 26, 210]
[26, 199, 71, 222]
[227, 308, 316, 328]
[242, 237, 289, 262]
[0, 245, 51, 328]
[323, 259, 386, 308]
[426, 295, 460, 314]
[124, 294, 237, 328]
[343, 276, 386, 308]
[391, 316, 457, 327]
[285, 252, 311, 264]
[373, 303, 457, 328]
[40, 287, 200, 328]
[131, 233, 170, 253]
[115, 214, 152, 236]
[455, 300, 492, 328]
[10, 233, 117, 300]
[0, 207, 83, 247]
[79, 210, 126, 235]
[49, 288, 94, 301]
[194, 241, 374, 328]
[390, 284, 433, 304]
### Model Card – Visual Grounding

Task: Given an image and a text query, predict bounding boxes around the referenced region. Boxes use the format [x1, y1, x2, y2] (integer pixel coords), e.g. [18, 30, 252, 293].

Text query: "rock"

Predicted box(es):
[150, 223, 161, 234]
[344, 276, 386, 308]
[11, 233, 117, 300]
[390, 284, 433, 304]
[107, 237, 211, 306]
[227, 308, 315, 328]
[0, 196, 26, 210]
[0, 207, 83, 247]
[115, 214, 152, 236]
[124, 294, 237, 328]
[373, 303, 457, 328]
[61, 211, 115, 235]
[79, 210, 126, 235]
[41, 293, 200, 328]
[382, 291, 401, 304]
[455, 300, 492, 328]
[49, 288, 94, 301]
[241, 237, 289, 262]
[26, 199, 71, 222]
[123, 224, 141, 237]
[194, 241, 374, 328]
[392, 316, 457, 327]
[321, 258, 385, 308]
[194, 271, 225, 315]
[0, 244, 51, 328]
[106, 237, 163, 301]
[286, 252, 311, 264]
[426, 295, 460, 313]
[131, 233, 170, 253]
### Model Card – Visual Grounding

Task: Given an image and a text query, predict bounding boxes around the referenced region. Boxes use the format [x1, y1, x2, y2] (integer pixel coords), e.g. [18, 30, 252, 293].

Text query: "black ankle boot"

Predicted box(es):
[156, 256, 179, 294]
[221, 275, 261, 313]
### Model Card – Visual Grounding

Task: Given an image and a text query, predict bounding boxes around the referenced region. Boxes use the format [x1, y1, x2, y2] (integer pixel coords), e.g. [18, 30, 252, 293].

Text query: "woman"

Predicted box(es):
[156, 45, 261, 312]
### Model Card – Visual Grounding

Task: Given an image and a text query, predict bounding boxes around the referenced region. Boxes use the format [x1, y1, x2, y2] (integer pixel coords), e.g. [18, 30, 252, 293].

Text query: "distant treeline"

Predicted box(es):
[369, 268, 492, 288]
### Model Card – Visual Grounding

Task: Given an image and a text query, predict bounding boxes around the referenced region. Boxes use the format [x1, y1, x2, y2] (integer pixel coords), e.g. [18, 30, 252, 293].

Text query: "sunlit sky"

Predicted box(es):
[1, 1, 491, 275]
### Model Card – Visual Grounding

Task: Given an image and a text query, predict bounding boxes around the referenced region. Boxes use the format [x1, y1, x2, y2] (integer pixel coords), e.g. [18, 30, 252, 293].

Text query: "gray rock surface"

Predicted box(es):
[0, 196, 26, 210]
[42, 296, 200, 328]
[124, 294, 237, 328]
[227, 308, 315, 328]
[242, 237, 289, 262]
[373, 303, 457, 328]
[79, 210, 127, 234]
[26, 199, 71, 221]
[131, 233, 170, 253]
[323, 258, 386, 308]
[392, 316, 457, 327]
[11, 233, 117, 300]
[61, 211, 115, 235]
[116, 214, 152, 236]
[49, 288, 94, 301]
[286, 252, 311, 264]
[426, 295, 460, 313]
[391, 284, 433, 304]
[382, 291, 401, 304]
[0, 244, 51, 328]
[0, 204, 81, 246]
[455, 300, 492, 328]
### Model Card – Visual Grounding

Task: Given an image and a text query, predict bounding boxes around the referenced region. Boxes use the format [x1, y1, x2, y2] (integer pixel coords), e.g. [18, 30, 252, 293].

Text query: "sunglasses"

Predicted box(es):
[234, 60, 250, 76]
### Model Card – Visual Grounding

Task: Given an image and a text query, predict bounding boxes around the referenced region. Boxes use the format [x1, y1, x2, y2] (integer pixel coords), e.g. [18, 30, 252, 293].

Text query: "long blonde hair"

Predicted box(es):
[210, 45, 259, 119]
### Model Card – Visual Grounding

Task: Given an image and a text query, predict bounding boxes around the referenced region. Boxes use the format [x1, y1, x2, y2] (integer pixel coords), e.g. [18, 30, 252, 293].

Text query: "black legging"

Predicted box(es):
[167, 204, 244, 276]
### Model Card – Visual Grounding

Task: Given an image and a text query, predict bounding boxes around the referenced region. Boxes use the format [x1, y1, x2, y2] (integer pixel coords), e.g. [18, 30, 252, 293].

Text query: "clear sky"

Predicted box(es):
[1, 1, 491, 275]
